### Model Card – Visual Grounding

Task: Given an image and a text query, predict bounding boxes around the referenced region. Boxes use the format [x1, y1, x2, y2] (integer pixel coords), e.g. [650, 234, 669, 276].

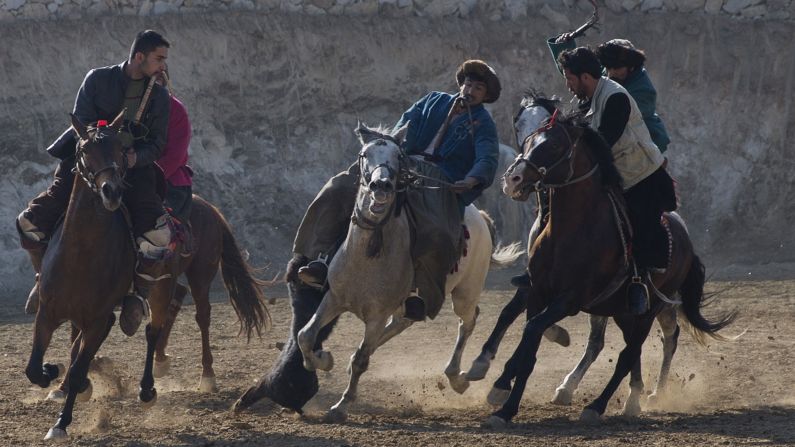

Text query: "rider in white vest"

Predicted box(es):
[557, 47, 677, 315]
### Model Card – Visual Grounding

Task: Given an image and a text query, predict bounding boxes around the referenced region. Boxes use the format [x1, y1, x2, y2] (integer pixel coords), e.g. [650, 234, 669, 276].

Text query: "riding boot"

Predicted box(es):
[119, 289, 149, 337]
[403, 289, 426, 322]
[297, 254, 329, 290]
[627, 270, 650, 316]
[17, 211, 47, 314]
[510, 271, 531, 288]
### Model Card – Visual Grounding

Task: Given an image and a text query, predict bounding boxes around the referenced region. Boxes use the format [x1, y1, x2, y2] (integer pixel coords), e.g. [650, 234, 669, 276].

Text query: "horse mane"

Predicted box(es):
[521, 89, 561, 115]
[558, 111, 624, 190]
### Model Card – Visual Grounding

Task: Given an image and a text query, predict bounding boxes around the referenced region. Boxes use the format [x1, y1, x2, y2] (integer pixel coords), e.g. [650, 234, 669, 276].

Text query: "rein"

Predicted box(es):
[505, 117, 596, 192]
[73, 127, 127, 195]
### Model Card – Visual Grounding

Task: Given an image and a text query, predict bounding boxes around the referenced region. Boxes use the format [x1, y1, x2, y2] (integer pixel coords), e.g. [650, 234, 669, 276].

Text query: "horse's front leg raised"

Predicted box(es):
[326, 316, 388, 423]
[45, 314, 114, 440]
[581, 314, 656, 422]
[376, 313, 414, 348]
[25, 310, 63, 390]
[484, 300, 569, 429]
[297, 291, 344, 372]
[466, 287, 527, 381]
[552, 314, 608, 406]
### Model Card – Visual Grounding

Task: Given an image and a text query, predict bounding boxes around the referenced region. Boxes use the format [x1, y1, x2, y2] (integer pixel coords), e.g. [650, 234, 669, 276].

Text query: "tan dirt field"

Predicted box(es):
[1, 280, 793, 446]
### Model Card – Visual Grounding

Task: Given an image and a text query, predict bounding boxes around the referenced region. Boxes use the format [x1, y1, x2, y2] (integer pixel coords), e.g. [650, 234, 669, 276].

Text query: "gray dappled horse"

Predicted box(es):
[295, 123, 521, 423]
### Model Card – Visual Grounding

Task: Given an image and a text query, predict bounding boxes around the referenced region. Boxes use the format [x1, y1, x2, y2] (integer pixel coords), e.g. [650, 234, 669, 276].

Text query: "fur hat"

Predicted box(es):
[596, 39, 647, 70]
[455, 60, 501, 104]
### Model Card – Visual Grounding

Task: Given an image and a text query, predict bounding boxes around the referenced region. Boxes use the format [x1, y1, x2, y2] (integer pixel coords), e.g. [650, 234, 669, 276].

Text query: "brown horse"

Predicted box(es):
[46, 192, 272, 404]
[482, 111, 736, 428]
[25, 112, 133, 440]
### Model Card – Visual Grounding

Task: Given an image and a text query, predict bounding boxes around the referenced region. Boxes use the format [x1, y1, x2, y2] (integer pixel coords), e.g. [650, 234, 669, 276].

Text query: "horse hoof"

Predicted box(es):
[544, 325, 571, 347]
[487, 386, 510, 407]
[44, 427, 67, 441]
[622, 400, 642, 417]
[448, 372, 470, 394]
[139, 388, 158, 407]
[579, 408, 602, 424]
[647, 391, 667, 408]
[324, 408, 347, 424]
[480, 415, 508, 430]
[314, 350, 334, 372]
[46, 389, 65, 401]
[465, 358, 490, 381]
[551, 387, 573, 406]
[77, 381, 93, 403]
[199, 375, 218, 393]
[153, 356, 171, 378]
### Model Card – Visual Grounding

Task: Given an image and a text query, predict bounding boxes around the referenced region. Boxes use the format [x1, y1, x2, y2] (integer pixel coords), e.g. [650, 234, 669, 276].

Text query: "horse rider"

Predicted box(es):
[548, 34, 670, 153]
[287, 59, 500, 321]
[556, 47, 677, 315]
[155, 65, 193, 225]
[17, 30, 174, 335]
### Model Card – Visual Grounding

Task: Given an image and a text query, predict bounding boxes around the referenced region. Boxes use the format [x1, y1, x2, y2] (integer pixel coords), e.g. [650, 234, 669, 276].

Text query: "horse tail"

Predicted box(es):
[679, 254, 737, 345]
[476, 209, 522, 268]
[219, 215, 272, 341]
[479, 209, 497, 247]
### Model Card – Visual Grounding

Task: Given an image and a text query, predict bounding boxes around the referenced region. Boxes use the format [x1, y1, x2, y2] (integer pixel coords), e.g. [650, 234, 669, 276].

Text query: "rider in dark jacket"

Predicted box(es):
[18, 30, 173, 335]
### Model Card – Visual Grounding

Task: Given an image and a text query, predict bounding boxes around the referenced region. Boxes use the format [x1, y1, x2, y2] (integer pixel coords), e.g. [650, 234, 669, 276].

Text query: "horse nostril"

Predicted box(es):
[101, 182, 113, 197]
[512, 175, 522, 184]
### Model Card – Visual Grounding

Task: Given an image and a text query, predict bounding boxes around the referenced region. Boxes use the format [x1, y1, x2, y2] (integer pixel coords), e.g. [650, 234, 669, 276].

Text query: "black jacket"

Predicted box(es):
[47, 61, 170, 167]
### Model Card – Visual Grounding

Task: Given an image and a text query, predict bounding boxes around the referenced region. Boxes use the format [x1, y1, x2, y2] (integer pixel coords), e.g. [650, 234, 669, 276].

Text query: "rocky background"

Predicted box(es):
[0, 1, 793, 298]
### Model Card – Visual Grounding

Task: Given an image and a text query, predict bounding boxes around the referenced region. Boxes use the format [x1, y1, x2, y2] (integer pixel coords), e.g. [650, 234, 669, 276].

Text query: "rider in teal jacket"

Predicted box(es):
[548, 36, 670, 152]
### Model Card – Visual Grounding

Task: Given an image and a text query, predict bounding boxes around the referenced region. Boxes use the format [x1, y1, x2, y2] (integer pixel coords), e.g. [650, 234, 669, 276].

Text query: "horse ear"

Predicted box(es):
[392, 121, 410, 145]
[70, 114, 89, 140]
[354, 121, 378, 145]
[109, 109, 125, 131]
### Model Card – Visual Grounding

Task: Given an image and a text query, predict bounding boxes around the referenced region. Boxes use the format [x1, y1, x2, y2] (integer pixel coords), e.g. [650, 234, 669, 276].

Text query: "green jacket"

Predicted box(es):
[546, 37, 670, 152]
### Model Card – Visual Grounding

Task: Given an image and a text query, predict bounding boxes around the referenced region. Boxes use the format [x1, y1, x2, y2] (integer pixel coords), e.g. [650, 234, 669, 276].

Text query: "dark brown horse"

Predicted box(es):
[26, 113, 133, 440]
[482, 111, 735, 428]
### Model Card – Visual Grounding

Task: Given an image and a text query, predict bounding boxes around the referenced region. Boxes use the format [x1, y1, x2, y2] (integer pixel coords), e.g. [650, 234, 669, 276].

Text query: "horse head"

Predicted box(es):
[512, 90, 559, 152]
[353, 122, 408, 221]
[503, 109, 622, 202]
[71, 111, 127, 211]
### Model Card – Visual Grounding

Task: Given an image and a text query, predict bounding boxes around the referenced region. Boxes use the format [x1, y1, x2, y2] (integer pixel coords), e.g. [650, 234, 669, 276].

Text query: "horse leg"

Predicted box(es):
[648, 305, 679, 406]
[326, 316, 388, 423]
[552, 314, 608, 406]
[25, 310, 62, 390]
[581, 314, 655, 422]
[445, 287, 479, 394]
[485, 300, 569, 428]
[49, 324, 80, 401]
[153, 283, 188, 379]
[622, 354, 644, 417]
[466, 287, 527, 381]
[297, 291, 344, 372]
[45, 314, 114, 440]
[186, 274, 219, 393]
[376, 313, 414, 348]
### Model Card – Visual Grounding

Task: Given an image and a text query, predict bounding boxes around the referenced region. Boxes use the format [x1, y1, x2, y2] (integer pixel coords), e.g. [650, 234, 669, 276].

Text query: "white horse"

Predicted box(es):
[466, 91, 681, 415]
[297, 123, 521, 423]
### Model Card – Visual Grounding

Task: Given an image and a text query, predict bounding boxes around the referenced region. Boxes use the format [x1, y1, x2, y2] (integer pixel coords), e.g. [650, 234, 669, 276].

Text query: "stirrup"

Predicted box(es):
[403, 289, 425, 322]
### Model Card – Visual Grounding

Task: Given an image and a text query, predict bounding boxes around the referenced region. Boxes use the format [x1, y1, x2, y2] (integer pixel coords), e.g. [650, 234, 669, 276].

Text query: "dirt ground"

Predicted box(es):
[0, 279, 793, 446]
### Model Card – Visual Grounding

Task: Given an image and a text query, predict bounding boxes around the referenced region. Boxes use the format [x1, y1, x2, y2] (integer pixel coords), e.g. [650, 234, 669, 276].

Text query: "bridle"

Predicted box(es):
[73, 126, 127, 195]
[504, 110, 597, 192]
[357, 138, 409, 191]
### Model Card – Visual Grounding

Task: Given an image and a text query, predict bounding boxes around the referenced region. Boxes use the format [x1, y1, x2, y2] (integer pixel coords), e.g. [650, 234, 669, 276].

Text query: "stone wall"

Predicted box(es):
[1, 0, 795, 22]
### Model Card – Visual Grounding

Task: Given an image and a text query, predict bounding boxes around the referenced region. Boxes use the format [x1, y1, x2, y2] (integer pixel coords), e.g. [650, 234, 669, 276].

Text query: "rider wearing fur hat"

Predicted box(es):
[289, 59, 500, 322]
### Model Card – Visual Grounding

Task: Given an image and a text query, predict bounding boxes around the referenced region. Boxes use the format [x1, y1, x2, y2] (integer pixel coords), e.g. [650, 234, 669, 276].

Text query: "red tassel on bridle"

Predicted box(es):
[542, 108, 559, 132]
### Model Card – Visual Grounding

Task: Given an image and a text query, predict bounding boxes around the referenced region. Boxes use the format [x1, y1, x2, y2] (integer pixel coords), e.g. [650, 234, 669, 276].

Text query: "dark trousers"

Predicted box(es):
[27, 156, 75, 236]
[26, 158, 164, 238]
[165, 183, 192, 224]
[624, 166, 677, 269]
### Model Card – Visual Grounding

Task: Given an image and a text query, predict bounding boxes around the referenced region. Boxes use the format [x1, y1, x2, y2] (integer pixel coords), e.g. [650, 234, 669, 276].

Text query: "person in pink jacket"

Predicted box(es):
[156, 68, 193, 222]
